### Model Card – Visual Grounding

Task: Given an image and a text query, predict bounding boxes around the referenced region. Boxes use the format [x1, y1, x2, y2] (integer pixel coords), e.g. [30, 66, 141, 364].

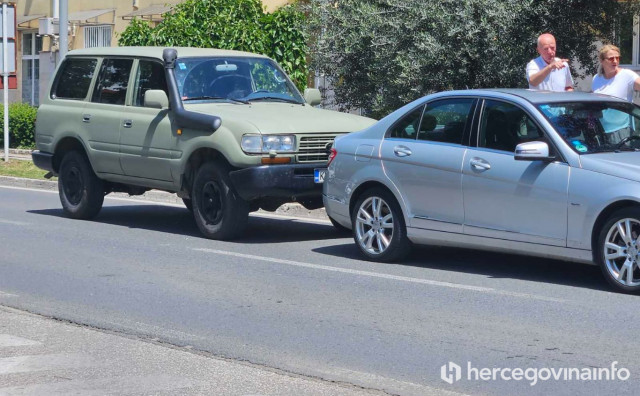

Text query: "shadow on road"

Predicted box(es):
[312, 243, 610, 293]
[28, 204, 345, 243]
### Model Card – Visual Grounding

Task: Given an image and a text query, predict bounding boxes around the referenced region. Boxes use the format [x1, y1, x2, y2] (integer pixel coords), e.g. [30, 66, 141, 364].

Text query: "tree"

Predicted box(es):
[118, 0, 308, 90]
[304, 0, 640, 118]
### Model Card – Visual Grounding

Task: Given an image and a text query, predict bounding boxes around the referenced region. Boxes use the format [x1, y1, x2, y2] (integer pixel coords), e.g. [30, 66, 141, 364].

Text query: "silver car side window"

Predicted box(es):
[417, 98, 474, 144]
[387, 105, 424, 140]
[479, 100, 545, 152]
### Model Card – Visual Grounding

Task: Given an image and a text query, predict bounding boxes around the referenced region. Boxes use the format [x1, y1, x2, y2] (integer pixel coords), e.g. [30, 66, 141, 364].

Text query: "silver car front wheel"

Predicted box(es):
[598, 208, 640, 293]
[352, 188, 410, 262]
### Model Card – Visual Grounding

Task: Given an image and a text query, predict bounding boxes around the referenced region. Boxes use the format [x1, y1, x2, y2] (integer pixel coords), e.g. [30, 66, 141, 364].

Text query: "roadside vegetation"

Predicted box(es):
[0, 159, 56, 180]
[118, 0, 308, 90]
[303, 0, 640, 118]
[0, 103, 37, 149]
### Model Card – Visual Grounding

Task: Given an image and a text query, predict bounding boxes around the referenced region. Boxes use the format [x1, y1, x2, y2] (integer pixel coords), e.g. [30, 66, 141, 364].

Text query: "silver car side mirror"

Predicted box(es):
[514, 141, 555, 162]
[144, 89, 169, 109]
[304, 88, 322, 106]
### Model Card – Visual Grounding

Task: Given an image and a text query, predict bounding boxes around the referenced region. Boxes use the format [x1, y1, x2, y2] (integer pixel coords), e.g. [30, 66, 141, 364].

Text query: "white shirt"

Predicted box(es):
[592, 68, 640, 102]
[526, 56, 573, 91]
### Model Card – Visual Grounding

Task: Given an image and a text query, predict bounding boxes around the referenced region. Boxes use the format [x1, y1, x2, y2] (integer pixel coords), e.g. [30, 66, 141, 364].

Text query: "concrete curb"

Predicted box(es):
[0, 175, 330, 221]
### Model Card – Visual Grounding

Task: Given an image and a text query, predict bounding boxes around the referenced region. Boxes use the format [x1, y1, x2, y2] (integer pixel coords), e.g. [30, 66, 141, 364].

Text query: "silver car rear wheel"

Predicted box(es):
[352, 188, 410, 262]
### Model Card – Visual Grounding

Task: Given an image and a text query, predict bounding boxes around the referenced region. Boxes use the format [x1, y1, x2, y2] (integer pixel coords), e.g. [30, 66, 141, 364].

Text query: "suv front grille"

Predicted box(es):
[297, 135, 339, 163]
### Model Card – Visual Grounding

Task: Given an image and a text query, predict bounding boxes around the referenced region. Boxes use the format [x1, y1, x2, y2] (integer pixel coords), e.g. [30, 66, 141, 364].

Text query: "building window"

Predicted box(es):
[84, 25, 112, 48]
[21, 31, 42, 106]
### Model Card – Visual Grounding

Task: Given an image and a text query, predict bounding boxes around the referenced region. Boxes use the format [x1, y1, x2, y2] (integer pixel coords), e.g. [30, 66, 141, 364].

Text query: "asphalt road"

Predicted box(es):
[1, 185, 639, 395]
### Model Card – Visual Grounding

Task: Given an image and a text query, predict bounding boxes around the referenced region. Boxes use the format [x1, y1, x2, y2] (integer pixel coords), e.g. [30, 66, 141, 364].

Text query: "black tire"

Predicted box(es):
[351, 188, 410, 262]
[182, 198, 193, 212]
[596, 207, 640, 294]
[329, 216, 351, 234]
[191, 161, 249, 240]
[58, 151, 104, 219]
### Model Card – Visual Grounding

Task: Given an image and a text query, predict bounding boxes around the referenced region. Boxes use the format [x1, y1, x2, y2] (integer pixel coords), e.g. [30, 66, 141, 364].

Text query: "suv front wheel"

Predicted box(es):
[192, 161, 249, 240]
[58, 151, 104, 219]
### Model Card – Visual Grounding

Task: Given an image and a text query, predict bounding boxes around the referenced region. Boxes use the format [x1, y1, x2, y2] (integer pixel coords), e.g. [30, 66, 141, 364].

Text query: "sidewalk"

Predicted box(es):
[0, 306, 377, 396]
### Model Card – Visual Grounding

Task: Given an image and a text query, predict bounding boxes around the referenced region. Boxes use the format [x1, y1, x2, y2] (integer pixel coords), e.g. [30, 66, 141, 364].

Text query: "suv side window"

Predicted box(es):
[479, 100, 546, 152]
[92, 58, 134, 105]
[132, 60, 168, 107]
[53, 58, 98, 100]
[388, 105, 425, 139]
[417, 98, 474, 144]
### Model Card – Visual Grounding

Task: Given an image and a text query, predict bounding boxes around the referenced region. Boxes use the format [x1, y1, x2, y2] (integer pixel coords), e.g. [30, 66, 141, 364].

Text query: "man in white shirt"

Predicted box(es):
[526, 33, 574, 91]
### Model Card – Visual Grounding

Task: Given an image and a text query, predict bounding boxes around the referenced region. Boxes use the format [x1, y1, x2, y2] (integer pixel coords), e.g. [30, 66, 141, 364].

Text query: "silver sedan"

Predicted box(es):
[323, 89, 640, 293]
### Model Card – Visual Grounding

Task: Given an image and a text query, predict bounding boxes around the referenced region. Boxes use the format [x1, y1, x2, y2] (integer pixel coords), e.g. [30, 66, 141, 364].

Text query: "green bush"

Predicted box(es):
[0, 103, 38, 149]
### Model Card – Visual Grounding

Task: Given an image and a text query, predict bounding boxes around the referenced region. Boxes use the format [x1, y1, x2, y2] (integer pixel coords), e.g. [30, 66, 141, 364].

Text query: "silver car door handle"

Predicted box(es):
[393, 146, 412, 157]
[82, 114, 91, 123]
[470, 158, 491, 171]
[123, 120, 133, 128]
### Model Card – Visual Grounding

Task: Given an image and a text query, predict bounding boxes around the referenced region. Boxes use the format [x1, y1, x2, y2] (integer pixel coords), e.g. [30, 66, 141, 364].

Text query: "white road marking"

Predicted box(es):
[193, 248, 565, 302]
[0, 219, 29, 226]
[0, 335, 40, 348]
[0, 185, 57, 194]
[0, 291, 18, 298]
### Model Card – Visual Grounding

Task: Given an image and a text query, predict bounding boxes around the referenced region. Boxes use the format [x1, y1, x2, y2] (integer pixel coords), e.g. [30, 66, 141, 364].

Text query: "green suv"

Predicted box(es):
[32, 47, 375, 239]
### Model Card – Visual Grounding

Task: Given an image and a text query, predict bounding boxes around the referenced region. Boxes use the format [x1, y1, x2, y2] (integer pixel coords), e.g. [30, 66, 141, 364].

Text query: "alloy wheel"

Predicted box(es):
[603, 218, 640, 287]
[355, 196, 394, 255]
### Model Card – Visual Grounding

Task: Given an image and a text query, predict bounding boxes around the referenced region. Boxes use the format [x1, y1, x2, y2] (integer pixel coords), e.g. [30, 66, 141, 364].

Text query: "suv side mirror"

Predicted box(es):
[304, 88, 322, 106]
[144, 90, 169, 109]
[514, 141, 555, 162]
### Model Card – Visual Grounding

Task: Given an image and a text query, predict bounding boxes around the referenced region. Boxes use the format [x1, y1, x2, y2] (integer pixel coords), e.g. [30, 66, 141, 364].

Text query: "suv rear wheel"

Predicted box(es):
[192, 161, 249, 240]
[58, 151, 104, 219]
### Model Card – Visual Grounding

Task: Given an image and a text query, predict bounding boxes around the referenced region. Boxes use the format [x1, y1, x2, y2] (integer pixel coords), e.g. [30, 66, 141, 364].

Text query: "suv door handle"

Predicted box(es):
[470, 157, 491, 171]
[123, 120, 133, 128]
[393, 145, 412, 157]
[82, 114, 91, 123]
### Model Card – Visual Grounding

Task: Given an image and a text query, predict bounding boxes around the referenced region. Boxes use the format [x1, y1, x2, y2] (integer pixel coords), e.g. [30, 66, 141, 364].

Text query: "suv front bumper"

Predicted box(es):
[229, 164, 324, 201]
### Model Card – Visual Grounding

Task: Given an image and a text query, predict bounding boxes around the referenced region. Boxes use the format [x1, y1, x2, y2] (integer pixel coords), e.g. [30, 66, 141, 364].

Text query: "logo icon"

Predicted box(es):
[441, 362, 462, 384]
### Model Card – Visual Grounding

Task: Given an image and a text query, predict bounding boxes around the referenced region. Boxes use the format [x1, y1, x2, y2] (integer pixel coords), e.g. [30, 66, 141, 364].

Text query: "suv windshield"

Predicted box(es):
[538, 101, 640, 154]
[175, 56, 304, 104]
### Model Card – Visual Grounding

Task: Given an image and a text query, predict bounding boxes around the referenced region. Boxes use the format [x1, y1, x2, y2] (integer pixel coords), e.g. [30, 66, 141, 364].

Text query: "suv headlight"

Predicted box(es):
[241, 134, 296, 153]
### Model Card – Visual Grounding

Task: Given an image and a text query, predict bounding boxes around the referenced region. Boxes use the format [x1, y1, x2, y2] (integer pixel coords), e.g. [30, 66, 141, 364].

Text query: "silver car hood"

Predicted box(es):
[580, 152, 640, 182]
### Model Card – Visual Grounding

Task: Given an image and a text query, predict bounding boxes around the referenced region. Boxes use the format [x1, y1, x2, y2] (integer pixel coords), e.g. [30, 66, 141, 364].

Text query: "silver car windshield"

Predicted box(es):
[538, 101, 640, 154]
[174, 56, 304, 104]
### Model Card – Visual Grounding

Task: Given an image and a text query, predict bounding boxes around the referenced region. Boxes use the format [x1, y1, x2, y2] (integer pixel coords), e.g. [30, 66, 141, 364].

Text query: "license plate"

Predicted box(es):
[314, 168, 326, 184]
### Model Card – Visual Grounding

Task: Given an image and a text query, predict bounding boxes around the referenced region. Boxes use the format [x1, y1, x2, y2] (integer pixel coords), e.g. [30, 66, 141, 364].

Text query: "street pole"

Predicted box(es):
[3, 1, 8, 162]
[59, 0, 67, 62]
